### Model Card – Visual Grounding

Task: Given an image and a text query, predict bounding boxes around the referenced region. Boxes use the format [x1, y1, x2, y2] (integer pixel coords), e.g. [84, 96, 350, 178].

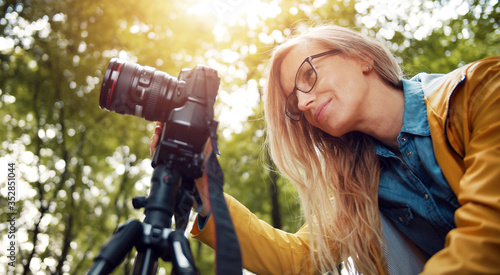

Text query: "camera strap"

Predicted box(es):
[205, 121, 243, 274]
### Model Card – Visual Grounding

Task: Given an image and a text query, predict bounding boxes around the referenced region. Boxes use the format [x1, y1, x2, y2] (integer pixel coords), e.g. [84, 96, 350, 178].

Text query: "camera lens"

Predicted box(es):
[99, 58, 180, 122]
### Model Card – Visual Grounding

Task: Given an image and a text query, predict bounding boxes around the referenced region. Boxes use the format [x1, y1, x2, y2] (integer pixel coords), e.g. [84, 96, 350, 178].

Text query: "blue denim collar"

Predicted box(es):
[375, 79, 429, 157]
[399, 79, 430, 136]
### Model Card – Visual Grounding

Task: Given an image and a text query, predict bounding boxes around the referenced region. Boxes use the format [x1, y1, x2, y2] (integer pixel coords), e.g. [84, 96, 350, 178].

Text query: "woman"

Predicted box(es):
[150, 25, 500, 274]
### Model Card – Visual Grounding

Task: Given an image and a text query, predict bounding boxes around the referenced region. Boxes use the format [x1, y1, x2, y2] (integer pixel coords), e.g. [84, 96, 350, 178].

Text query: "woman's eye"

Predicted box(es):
[305, 69, 313, 80]
[304, 68, 315, 85]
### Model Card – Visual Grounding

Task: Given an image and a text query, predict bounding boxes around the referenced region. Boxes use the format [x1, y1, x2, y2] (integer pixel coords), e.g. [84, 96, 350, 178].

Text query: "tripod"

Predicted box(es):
[88, 159, 200, 275]
[93, 60, 242, 274]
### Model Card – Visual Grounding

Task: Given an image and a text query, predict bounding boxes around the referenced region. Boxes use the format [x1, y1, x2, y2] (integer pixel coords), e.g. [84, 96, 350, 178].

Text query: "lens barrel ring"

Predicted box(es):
[144, 72, 163, 121]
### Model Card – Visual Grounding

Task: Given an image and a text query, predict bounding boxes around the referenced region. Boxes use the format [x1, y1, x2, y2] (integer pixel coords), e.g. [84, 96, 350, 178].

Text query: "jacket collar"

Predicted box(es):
[410, 73, 447, 99]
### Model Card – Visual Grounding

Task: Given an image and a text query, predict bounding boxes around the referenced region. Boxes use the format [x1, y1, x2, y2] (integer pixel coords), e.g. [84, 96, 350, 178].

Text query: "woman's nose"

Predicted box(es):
[296, 91, 316, 111]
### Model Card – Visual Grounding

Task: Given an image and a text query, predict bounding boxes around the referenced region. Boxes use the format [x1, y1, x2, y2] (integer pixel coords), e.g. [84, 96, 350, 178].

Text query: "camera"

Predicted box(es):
[99, 58, 220, 171]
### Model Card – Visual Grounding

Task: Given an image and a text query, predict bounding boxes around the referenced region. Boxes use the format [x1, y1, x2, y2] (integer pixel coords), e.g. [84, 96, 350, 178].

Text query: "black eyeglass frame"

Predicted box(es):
[285, 49, 340, 121]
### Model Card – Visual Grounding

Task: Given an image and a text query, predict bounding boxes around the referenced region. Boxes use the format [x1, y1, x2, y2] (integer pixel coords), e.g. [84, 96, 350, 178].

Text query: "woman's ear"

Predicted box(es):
[359, 58, 374, 73]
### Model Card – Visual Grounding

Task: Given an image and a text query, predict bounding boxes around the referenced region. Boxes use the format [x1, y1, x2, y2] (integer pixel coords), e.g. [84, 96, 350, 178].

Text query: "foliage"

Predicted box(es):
[0, 0, 498, 274]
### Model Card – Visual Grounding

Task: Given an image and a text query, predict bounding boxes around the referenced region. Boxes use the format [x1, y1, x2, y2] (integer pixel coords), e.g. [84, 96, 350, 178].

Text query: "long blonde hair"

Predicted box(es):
[264, 24, 403, 274]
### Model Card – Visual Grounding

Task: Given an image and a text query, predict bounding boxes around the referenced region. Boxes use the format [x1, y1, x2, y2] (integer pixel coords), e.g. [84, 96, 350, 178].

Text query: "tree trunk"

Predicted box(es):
[267, 153, 281, 229]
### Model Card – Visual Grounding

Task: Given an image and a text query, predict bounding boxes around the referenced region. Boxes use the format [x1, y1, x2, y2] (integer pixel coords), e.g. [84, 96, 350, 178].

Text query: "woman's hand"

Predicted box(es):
[149, 121, 212, 217]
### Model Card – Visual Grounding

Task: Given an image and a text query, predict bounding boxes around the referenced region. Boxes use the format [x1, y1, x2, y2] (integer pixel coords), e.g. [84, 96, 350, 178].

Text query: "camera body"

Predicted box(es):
[100, 58, 220, 176]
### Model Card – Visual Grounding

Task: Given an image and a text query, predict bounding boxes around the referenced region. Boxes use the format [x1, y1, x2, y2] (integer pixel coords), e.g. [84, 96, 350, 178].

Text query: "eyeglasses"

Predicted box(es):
[285, 49, 340, 121]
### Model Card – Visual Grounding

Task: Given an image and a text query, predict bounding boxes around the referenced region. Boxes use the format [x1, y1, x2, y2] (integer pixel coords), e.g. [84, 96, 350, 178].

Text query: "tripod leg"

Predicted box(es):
[168, 230, 198, 275]
[88, 220, 143, 275]
[132, 248, 159, 275]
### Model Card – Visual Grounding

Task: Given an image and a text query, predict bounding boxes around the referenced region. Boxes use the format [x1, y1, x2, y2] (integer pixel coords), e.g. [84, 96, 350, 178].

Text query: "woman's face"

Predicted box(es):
[280, 44, 372, 137]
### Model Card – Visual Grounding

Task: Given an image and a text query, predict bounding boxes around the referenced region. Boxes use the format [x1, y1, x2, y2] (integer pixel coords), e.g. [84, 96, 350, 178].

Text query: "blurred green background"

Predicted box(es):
[0, 0, 498, 274]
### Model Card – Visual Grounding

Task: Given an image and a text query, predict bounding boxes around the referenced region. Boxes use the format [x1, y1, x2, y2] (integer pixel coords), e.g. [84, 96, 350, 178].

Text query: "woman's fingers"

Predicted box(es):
[149, 122, 164, 157]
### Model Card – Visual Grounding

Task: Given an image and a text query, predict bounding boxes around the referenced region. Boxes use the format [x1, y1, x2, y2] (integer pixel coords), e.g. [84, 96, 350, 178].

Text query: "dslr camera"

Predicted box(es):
[99, 58, 220, 175]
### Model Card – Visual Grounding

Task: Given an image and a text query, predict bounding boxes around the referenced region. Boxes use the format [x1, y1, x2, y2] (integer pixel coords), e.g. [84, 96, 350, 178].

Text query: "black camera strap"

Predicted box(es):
[205, 121, 243, 275]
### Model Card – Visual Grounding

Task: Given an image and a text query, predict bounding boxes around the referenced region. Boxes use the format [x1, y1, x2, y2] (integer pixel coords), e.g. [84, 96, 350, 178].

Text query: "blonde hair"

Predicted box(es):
[264, 25, 403, 274]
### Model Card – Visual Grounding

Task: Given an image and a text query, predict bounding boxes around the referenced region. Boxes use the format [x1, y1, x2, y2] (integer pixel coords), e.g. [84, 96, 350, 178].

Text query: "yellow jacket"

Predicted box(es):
[422, 56, 500, 274]
[191, 193, 316, 274]
[191, 56, 500, 274]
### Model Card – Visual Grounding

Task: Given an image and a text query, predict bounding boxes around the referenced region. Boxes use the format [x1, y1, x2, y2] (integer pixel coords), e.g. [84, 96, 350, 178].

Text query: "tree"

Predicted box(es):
[0, 0, 219, 273]
[354, 0, 499, 74]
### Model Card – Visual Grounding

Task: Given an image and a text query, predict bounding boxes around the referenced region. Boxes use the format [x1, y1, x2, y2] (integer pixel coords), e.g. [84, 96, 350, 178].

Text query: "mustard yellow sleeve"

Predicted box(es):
[190, 193, 316, 275]
[422, 58, 500, 274]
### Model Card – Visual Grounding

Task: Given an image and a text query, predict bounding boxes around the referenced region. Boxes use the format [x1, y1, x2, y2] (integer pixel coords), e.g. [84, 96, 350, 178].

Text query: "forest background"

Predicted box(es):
[0, 0, 498, 274]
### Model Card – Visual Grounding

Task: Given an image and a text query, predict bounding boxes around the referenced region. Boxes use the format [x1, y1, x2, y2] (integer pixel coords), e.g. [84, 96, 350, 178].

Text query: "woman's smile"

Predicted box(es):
[314, 98, 332, 123]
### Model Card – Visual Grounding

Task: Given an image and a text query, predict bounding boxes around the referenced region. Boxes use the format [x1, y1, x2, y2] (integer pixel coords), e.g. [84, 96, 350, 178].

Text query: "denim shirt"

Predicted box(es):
[376, 79, 461, 258]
